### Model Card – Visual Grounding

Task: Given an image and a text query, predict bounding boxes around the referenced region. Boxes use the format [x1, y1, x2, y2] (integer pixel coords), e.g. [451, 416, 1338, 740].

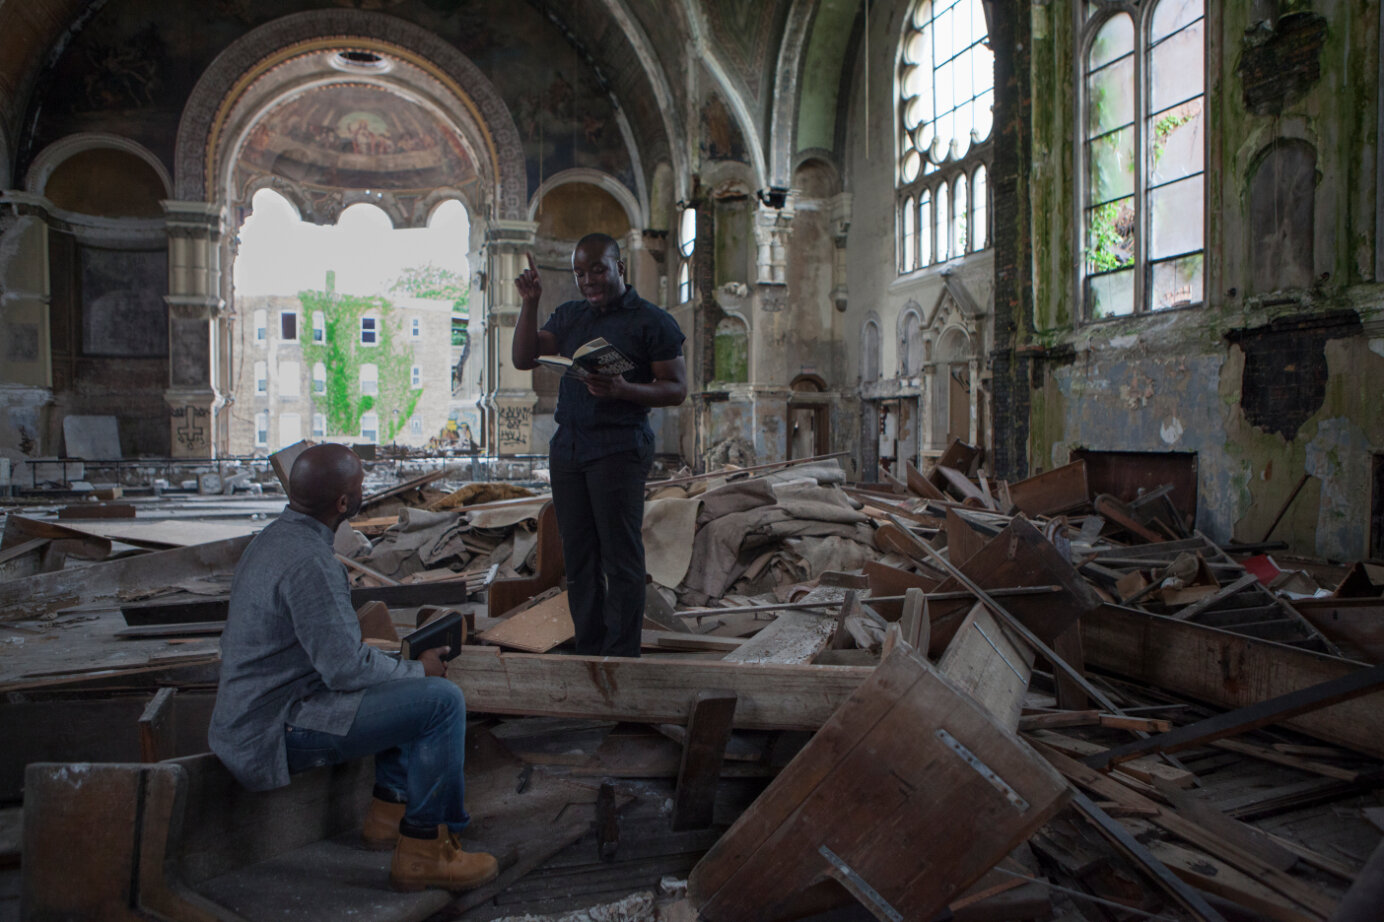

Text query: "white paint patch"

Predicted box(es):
[1369, 338, 1384, 359]
[1109, 334, 1140, 350]
[1160, 416, 1185, 445]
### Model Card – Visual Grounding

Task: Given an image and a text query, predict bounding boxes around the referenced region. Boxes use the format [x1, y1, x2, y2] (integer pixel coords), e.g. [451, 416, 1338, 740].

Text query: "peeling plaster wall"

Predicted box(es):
[1028, 0, 1384, 556]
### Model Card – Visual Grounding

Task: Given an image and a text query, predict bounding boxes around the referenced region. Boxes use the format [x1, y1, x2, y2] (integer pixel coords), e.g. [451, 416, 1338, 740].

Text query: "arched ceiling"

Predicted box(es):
[0, 0, 865, 212]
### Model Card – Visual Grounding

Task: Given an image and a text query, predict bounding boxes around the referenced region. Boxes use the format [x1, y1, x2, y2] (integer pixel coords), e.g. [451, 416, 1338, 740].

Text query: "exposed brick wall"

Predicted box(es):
[1225, 309, 1362, 441]
[1239, 12, 1328, 116]
[987, 4, 1032, 481]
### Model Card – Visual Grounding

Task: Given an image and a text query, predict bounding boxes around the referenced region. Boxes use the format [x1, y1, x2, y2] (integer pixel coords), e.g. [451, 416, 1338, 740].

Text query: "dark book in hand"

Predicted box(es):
[534, 337, 636, 380]
[400, 611, 463, 661]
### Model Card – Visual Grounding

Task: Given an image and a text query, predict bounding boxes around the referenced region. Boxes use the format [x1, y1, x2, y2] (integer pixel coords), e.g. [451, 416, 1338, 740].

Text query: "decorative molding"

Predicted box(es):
[768, 0, 818, 189]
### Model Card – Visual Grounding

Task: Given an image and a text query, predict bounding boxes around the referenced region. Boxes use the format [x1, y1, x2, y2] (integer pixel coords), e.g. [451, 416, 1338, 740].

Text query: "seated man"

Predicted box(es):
[209, 443, 497, 892]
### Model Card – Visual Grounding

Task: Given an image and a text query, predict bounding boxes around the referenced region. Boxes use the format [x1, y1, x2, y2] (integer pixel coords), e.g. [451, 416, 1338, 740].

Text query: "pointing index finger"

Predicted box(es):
[525, 252, 537, 272]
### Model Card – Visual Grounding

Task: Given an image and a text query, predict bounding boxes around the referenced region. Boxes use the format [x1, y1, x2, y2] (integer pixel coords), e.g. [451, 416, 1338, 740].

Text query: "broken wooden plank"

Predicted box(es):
[478, 590, 574, 653]
[1148, 840, 1318, 922]
[937, 603, 1035, 731]
[57, 503, 137, 519]
[1007, 460, 1090, 518]
[1065, 790, 1229, 922]
[719, 611, 837, 664]
[1082, 605, 1384, 760]
[1046, 746, 1335, 921]
[672, 691, 738, 831]
[888, 514, 1121, 716]
[1085, 662, 1384, 769]
[138, 687, 177, 763]
[1027, 731, 1195, 789]
[904, 459, 948, 501]
[444, 647, 871, 731]
[3, 535, 253, 622]
[687, 645, 1070, 922]
[1168, 573, 1260, 621]
[641, 632, 745, 654]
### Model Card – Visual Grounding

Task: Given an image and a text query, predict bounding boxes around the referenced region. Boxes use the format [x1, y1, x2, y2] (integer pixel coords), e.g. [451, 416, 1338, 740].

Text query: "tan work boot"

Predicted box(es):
[361, 797, 407, 850]
[390, 825, 499, 892]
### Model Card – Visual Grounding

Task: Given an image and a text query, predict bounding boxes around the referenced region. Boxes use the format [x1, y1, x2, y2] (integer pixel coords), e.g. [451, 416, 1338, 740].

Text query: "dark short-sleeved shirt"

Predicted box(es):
[540, 286, 684, 465]
[208, 508, 422, 791]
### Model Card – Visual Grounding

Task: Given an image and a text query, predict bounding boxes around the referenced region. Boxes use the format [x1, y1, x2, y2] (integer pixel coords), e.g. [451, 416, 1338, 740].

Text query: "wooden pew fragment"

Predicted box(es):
[671, 690, 738, 831]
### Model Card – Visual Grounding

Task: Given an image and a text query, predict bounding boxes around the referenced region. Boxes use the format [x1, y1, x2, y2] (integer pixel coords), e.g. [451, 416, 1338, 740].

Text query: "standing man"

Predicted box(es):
[209, 443, 497, 892]
[512, 234, 687, 656]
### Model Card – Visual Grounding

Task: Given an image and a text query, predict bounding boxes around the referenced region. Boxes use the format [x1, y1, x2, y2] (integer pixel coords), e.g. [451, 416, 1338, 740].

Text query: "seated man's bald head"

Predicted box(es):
[289, 444, 365, 519]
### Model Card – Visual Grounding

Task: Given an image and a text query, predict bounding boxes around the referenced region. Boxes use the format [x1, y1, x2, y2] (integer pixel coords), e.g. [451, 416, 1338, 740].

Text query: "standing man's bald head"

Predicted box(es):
[288, 443, 365, 528]
[572, 233, 626, 311]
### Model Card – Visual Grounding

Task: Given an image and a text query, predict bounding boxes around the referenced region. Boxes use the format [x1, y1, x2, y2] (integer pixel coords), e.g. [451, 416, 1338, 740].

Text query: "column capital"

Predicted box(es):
[482, 219, 539, 249]
[161, 200, 226, 238]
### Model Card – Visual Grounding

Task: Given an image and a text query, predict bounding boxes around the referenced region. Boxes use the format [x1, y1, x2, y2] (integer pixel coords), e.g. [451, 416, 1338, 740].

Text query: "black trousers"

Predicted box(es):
[549, 447, 651, 657]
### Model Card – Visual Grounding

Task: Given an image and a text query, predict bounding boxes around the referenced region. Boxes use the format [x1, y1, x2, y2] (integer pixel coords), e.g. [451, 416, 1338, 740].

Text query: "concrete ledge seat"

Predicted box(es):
[22, 753, 451, 922]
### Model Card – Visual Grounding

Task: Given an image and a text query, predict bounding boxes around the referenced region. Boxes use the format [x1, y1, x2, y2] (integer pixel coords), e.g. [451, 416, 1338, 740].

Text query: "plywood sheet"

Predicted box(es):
[478, 591, 574, 653]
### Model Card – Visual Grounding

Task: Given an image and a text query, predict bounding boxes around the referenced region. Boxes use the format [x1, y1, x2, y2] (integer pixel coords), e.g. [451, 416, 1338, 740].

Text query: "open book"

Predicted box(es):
[535, 337, 637, 379]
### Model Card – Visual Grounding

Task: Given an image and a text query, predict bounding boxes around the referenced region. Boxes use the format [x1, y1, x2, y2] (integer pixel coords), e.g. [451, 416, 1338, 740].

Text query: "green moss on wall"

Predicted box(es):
[299, 290, 422, 443]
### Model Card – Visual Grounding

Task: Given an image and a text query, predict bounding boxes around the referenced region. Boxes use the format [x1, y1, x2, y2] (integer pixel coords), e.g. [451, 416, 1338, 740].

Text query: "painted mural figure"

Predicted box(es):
[512, 236, 687, 657]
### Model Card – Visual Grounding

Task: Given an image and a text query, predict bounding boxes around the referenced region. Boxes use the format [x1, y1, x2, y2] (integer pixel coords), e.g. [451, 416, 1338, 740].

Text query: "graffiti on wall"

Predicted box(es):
[496, 403, 531, 453]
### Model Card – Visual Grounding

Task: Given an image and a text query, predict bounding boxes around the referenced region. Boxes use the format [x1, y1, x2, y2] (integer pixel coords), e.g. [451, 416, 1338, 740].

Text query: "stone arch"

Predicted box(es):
[713, 311, 750, 384]
[174, 10, 525, 219]
[861, 316, 882, 384]
[27, 133, 172, 199]
[899, 302, 924, 377]
[529, 168, 642, 231]
[791, 155, 840, 200]
[1247, 138, 1317, 293]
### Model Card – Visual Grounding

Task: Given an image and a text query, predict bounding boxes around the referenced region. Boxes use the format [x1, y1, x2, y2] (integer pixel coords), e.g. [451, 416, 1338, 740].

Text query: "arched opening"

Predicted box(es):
[933, 327, 975, 450]
[712, 315, 749, 384]
[232, 189, 471, 453]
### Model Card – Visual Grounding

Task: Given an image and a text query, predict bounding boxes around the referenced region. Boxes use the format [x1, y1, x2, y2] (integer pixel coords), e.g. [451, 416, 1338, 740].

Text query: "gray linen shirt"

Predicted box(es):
[209, 508, 422, 791]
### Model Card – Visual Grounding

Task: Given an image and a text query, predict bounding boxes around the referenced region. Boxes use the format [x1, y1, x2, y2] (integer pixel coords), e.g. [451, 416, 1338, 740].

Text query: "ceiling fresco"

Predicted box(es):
[236, 84, 474, 191]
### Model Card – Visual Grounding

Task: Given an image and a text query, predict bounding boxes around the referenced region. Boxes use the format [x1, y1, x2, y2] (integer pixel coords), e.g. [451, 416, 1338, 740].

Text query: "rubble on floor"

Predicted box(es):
[4, 444, 1384, 921]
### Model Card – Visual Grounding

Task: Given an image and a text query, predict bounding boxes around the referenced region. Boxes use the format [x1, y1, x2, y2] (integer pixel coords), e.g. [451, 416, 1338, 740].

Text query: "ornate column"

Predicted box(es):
[162, 201, 226, 458]
[482, 218, 539, 456]
[753, 199, 793, 286]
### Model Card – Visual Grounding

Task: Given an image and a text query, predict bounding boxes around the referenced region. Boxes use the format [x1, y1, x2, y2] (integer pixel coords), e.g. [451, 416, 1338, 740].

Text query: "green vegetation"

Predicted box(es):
[1152, 110, 1192, 165]
[390, 264, 469, 314]
[299, 290, 422, 443]
[1084, 200, 1129, 272]
[713, 320, 749, 384]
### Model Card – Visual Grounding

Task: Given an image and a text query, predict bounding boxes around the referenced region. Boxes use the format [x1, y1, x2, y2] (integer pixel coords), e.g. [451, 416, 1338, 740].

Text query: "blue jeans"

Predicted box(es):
[285, 677, 470, 834]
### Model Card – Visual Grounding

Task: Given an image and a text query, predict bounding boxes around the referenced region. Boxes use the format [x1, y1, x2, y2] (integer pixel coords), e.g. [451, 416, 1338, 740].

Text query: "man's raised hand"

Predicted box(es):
[515, 252, 542, 304]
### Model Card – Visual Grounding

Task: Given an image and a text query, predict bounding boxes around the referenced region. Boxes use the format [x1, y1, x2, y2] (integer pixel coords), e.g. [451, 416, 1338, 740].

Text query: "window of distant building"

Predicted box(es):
[312, 362, 326, 394]
[254, 361, 267, 395]
[896, 0, 994, 273]
[1080, 0, 1205, 319]
[411, 365, 422, 388]
[255, 410, 269, 447]
[360, 411, 379, 443]
[312, 412, 326, 438]
[278, 360, 299, 398]
[280, 311, 297, 341]
[410, 317, 421, 339]
[677, 206, 696, 303]
[254, 309, 267, 342]
[360, 363, 378, 396]
[410, 416, 423, 435]
[360, 314, 379, 346]
[312, 311, 325, 343]
[279, 413, 301, 448]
